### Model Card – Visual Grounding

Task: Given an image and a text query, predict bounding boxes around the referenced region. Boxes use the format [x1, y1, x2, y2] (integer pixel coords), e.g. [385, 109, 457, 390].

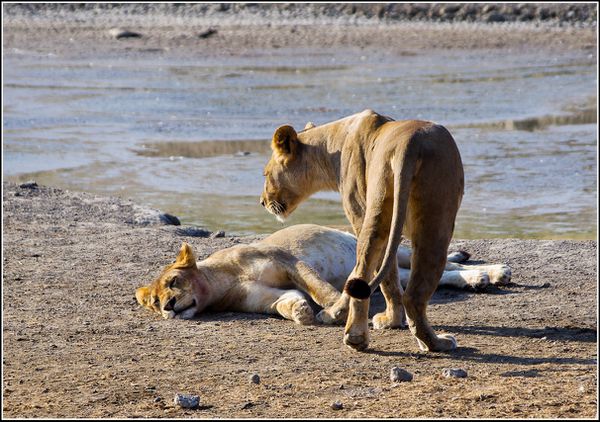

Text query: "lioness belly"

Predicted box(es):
[263, 224, 357, 291]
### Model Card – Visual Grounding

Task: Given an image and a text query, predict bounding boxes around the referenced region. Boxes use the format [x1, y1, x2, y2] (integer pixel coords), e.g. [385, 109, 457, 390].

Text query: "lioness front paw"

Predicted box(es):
[292, 300, 315, 325]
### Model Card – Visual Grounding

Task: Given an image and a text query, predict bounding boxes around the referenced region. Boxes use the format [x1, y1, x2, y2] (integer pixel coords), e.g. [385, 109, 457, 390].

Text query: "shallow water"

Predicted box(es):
[3, 47, 597, 239]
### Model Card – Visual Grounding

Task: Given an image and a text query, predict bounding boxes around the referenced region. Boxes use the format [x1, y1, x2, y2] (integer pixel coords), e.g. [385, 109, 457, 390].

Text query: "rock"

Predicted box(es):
[241, 401, 254, 410]
[442, 368, 468, 378]
[159, 213, 181, 226]
[331, 401, 343, 410]
[174, 227, 211, 237]
[198, 28, 217, 39]
[390, 366, 413, 382]
[19, 181, 38, 189]
[131, 206, 180, 226]
[486, 12, 507, 23]
[249, 373, 260, 384]
[211, 230, 226, 238]
[153, 396, 162, 403]
[173, 393, 200, 409]
[109, 28, 142, 39]
[441, 5, 460, 15]
[482, 4, 497, 14]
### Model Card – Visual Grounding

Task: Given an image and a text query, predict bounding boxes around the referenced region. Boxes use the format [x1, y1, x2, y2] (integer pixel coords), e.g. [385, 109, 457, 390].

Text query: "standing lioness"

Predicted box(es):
[260, 110, 464, 351]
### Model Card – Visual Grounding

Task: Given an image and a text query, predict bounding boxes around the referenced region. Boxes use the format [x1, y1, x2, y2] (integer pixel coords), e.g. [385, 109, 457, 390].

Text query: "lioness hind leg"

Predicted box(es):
[372, 257, 407, 329]
[481, 264, 512, 285]
[444, 261, 512, 286]
[243, 285, 315, 325]
[403, 241, 457, 352]
[399, 267, 490, 291]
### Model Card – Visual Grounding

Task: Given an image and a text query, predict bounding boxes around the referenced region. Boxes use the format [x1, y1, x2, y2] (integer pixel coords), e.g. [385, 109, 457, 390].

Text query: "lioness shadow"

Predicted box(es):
[365, 324, 596, 367]
[366, 344, 596, 367]
[437, 324, 597, 343]
[367, 286, 509, 316]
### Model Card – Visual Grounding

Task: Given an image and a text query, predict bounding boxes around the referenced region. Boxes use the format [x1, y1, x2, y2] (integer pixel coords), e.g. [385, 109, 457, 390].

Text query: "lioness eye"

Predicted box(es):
[168, 277, 178, 289]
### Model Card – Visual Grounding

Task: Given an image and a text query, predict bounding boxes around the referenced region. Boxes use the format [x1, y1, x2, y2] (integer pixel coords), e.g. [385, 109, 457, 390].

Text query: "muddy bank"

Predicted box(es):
[4, 3, 597, 26]
[2, 181, 597, 418]
[3, 3, 597, 57]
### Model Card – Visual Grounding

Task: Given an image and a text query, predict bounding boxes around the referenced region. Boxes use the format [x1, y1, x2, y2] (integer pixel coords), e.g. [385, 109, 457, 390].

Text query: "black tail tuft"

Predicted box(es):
[344, 278, 371, 299]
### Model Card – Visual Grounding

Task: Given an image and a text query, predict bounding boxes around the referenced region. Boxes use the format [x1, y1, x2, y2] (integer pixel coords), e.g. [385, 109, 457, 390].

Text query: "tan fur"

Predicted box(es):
[136, 224, 511, 324]
[261, 110, 465, 351]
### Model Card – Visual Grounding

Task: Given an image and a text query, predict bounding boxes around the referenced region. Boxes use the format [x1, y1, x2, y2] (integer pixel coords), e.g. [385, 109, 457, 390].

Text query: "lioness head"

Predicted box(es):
[260, 124, 314, 222]
[136, 243, 209, 320]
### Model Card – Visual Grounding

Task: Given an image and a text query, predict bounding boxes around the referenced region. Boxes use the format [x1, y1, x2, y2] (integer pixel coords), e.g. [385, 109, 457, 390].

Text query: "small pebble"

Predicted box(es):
[173, 393, 200, 409]
[331, 401, 343, 410]
[211, 230, 226, 238]
[249, 373, 260, 384]
[109, 28, 142, 39]
[390, 366, 413, 382]
[154, 396, 162, 403]
[241, 401, 254, 410]
[198, 28, 218, 39]
[442, 368, 468, 378]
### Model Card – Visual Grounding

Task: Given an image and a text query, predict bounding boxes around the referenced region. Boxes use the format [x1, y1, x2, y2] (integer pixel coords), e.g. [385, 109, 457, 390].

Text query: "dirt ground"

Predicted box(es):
[2, 181, 597, 418]
[3, 5, 598, 418]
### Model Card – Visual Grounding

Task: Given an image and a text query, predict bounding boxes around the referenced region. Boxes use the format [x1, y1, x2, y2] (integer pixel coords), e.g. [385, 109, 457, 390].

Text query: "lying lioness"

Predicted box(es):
[136, 224, 511, 323]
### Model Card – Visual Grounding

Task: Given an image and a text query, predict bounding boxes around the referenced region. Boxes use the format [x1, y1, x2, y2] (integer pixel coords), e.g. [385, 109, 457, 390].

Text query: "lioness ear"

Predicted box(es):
[304, 121, 315, 130]
[272, 125, 298, 159]
[135, 286, 151, 307]
[175, 242, 196, 268]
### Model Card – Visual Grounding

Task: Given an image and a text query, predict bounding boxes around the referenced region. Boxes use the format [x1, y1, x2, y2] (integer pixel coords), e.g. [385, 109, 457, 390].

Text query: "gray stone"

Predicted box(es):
[390, 366, 413, 382]
[173, 393, 200, 409]
[442, 368, 468, 378]
[249, 373, 260, 384]
[331, 401, 343, 410]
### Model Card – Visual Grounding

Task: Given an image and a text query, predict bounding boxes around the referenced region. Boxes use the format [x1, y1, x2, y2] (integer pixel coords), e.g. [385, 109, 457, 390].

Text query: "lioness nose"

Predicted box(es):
[163, 297, 176, 312]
